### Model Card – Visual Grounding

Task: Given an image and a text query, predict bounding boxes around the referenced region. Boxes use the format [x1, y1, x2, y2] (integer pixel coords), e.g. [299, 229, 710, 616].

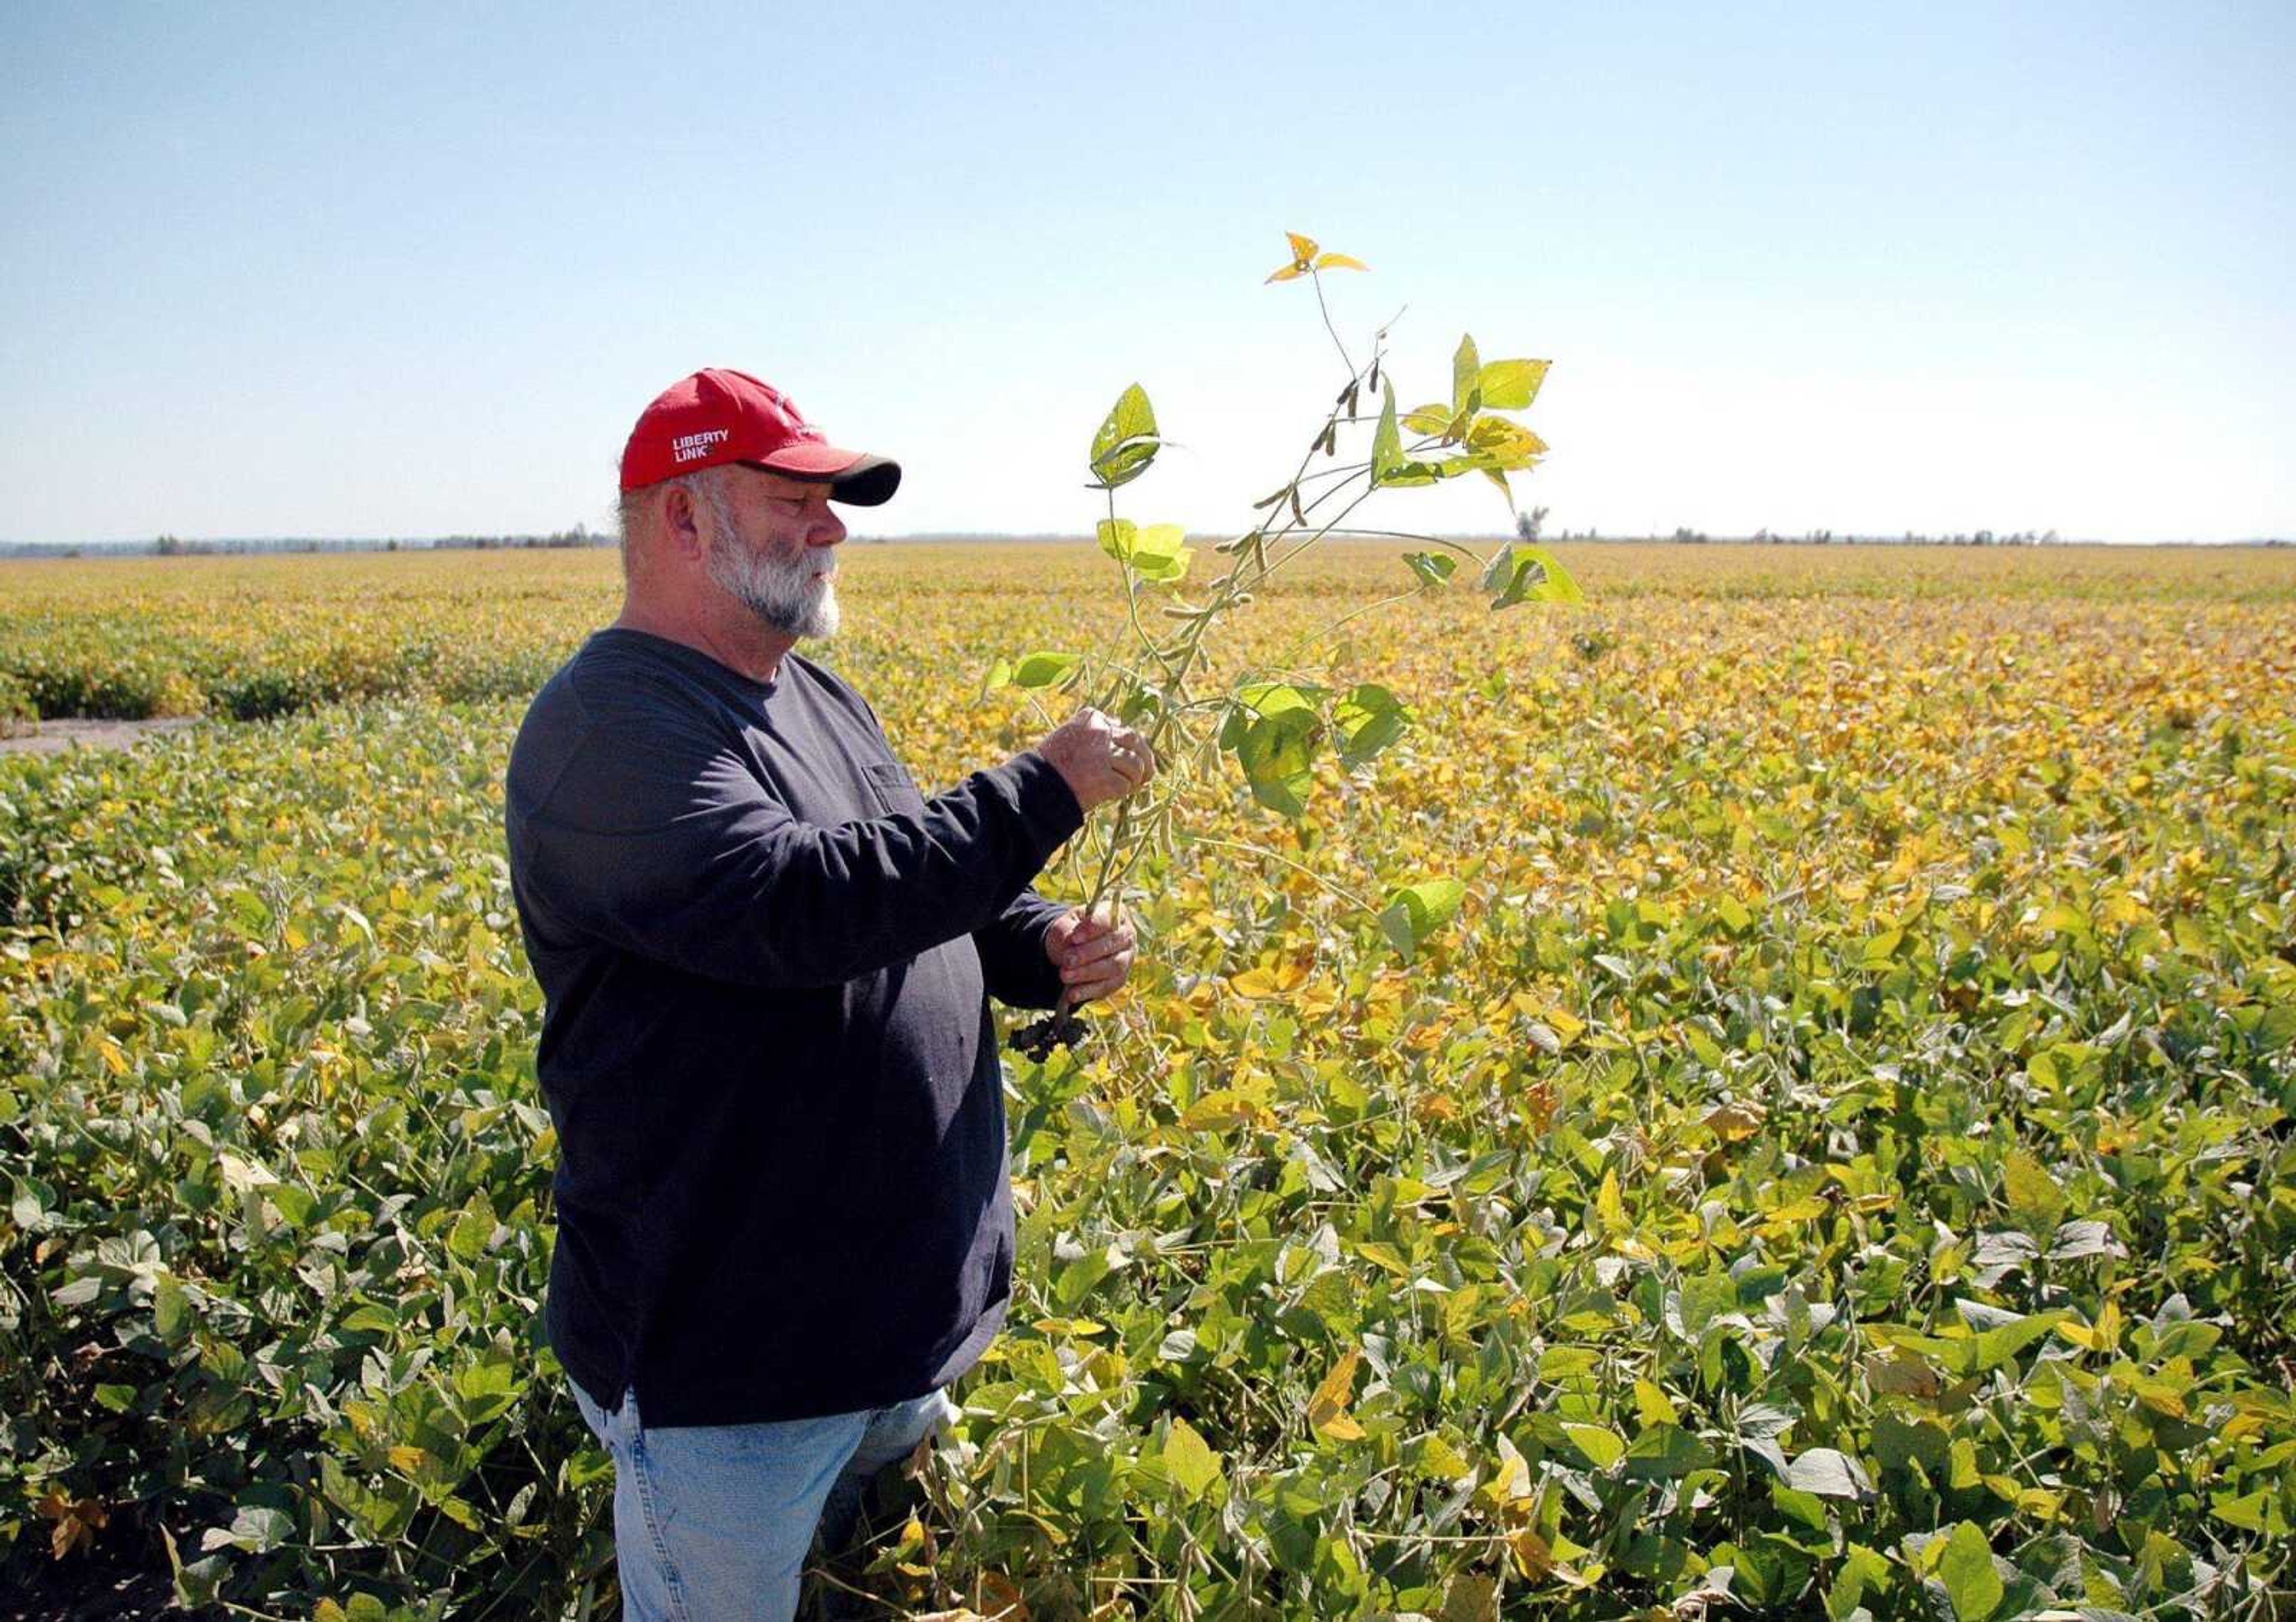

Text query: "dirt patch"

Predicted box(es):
[0, 718, 199, 758]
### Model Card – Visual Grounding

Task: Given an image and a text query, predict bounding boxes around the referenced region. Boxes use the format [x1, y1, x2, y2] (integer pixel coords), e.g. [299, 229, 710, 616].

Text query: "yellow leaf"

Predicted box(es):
[1632, 1377, 1680, 1426]
[1703, 1100, 1766, 1141]
[1230, 957, 1309, 998]
[1308, 1348, 1364, 1439]
[1313, 251, 1369, 272]
[388, 1444, 429, 1475]
[1284, 230, 1319, 263]
[1595, 1168, 1626, 1232]
[1028, 1317, 1107, 1338]
[1510, 1526, 1555, 1579]
[1263, 264, 1306, 283]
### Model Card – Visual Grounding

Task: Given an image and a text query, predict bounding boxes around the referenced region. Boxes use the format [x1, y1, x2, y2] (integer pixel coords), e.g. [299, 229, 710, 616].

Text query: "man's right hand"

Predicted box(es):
[1036, 708, 1156, 812]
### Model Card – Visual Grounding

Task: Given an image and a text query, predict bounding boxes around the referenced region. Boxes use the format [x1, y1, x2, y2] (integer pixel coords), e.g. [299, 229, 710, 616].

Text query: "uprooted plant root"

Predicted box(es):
[1006, 1011, 1089, 1062]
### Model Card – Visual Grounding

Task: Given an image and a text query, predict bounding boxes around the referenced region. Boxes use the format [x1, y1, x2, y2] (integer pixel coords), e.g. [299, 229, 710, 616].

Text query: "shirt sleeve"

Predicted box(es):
[510, 708, 1083, 989]
[972, 888, 1070, 1009]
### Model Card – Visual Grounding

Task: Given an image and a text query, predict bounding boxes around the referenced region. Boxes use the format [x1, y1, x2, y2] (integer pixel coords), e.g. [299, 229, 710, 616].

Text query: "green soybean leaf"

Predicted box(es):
[1379, 878, 1465, 958]
[1372, 381, 1405, 486]
[2003, 1148, 2066, 1228]
[1164, 1417, 1222, 1501]
[1451, 334, 1482, 417]
[1622, 1422, 1714, 1480]
[1234, 708, 1321, 818]
[1937, 1521, 2004, 1621]
[1825, 1544, 1894, 1621]
[153, 1275, 191, 1342]
[1007, 652, 1082, 690]
[1785, 1447, 1870, 1500]
[1235, 682, 1319, 721]
[1481, 543, 1584, 609]
[1335, 683, 1412, 767]
[1403, 551, 1457, 588]
[1947, 1309, 2068, 1375]
[2212, 1486, 2291, 1535]
[1097, 518, 1137, 562]
[1476, 358, 1550, 410]
[1089, 383, 1160, 489]
[1561, 1422, 1625, 1471]
[1128, 523, 1192, 583]
[226, 1505, 296, 1554]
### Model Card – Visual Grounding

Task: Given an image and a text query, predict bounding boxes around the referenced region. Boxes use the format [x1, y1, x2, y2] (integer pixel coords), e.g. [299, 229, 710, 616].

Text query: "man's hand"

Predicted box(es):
[1036, 708, 1155, 812]
[1045, 904, 1137, 1007]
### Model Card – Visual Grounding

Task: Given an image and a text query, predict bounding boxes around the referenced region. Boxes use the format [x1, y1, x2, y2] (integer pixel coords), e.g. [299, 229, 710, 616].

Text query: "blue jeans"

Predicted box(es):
[570, 1379, 960, 1621]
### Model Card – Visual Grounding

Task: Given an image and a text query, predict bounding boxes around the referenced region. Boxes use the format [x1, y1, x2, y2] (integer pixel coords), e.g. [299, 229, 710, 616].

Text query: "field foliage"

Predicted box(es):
[2, 544, 2293, 1619]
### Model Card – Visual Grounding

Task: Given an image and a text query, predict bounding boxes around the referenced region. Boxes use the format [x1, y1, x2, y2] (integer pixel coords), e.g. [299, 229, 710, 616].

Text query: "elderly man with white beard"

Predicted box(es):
[503, 368, 1155, 1619]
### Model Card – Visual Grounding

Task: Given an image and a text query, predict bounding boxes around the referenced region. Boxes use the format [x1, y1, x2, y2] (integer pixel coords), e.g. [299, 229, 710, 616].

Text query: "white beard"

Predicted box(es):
[707, 518, 840, 640]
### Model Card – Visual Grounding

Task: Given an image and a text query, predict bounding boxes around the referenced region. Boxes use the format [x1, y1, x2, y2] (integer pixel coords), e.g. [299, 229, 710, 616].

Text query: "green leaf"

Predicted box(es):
[1007, 651, 1081, 690]
[1379, 879, 1465, 957]
[1128, 523, 1192, 583]
[1402, 404, 1456, 438]
[1785, 1447, 1870, 1500]
[1561, 1422, 1625, 1471]
[1947, 1309, 2067, 1375]
[227, 1505, 295, 1554]
[153, 1275, 191, 1343]
[1481, 543, 1584, 609]
[1234, 706, 1321, 819]
[1451, 334, 1482, 417]
[1097, 517, 1137, 561]
[1622, 1421, 1715, 1480]
[447, 1201, 494, 1263]
[1089, 383, 1160, 489]
[1825, 1543, 1894, 1622]
[1937, 1521, 2004, 1621]
[1772, 1483, 1831, 1533]
[2212, 1486, 2291, 1535]
[1476, 358, 1550, 410]
[2002, 1148, 2066, 1228]
[1335, 684, 1412, 767]
[1403, 551, 1457, 588]
[1164, 1416, 1222, 1501]
[1372, 381, 1405, 486]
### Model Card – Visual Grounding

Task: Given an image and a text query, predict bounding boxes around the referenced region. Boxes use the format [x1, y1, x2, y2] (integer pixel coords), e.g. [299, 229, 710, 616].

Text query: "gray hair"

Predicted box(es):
[618, 466, 738, 573]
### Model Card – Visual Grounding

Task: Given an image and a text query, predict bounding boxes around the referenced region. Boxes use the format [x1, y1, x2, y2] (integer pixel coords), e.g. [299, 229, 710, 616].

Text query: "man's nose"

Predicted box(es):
[809, 507, 846, 547]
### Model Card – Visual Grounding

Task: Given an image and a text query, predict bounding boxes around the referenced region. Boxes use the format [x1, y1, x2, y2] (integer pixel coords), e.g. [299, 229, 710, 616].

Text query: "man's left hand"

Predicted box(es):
[1045, 905, 1136, 1007]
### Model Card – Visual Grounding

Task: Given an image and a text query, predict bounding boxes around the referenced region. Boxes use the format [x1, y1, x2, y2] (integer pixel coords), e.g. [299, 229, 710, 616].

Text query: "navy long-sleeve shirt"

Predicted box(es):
[504, 627, 1082, 1425]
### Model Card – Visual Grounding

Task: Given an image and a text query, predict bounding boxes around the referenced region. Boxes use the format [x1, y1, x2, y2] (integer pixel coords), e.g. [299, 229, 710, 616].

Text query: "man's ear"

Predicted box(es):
[661, 483, 706, 560]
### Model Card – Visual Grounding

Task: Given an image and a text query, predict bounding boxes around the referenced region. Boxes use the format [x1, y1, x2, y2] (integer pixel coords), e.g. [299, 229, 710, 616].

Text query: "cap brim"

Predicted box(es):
[753, 445, 902, 507]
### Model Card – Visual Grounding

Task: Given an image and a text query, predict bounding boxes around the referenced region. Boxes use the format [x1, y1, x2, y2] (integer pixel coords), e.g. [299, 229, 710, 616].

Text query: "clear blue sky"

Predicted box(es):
[2, 2, 2289, 545]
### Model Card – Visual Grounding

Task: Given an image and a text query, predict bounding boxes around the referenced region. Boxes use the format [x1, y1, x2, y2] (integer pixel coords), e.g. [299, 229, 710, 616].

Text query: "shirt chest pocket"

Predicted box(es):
[863, 760, 929, 817]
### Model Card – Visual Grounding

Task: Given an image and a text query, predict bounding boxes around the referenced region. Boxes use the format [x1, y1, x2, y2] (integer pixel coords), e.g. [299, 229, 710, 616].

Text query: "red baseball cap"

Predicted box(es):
[618, 368, 901, 505]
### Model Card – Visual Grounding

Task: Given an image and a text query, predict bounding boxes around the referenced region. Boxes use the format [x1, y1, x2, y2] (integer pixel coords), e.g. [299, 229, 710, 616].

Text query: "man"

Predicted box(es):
[504, 367, 1153, 1619]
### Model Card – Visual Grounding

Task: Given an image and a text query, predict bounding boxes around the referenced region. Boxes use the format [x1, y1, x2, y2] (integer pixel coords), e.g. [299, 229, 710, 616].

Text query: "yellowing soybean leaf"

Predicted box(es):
[1476, 358, 1551, 410]
[1163, 1417, 1221, 1501]
[1937, 1520, 2004, 1621]
[1562, 1422, 1625, 1470]
[1632, 1378, 1681, 1426]
[1309, 1349, 1365, 1440]
[2003, 1149, 2066, 1227]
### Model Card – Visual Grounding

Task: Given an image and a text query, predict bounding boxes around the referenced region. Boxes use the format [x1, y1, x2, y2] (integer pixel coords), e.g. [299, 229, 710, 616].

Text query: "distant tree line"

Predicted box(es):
[8, 525, 616, 560]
